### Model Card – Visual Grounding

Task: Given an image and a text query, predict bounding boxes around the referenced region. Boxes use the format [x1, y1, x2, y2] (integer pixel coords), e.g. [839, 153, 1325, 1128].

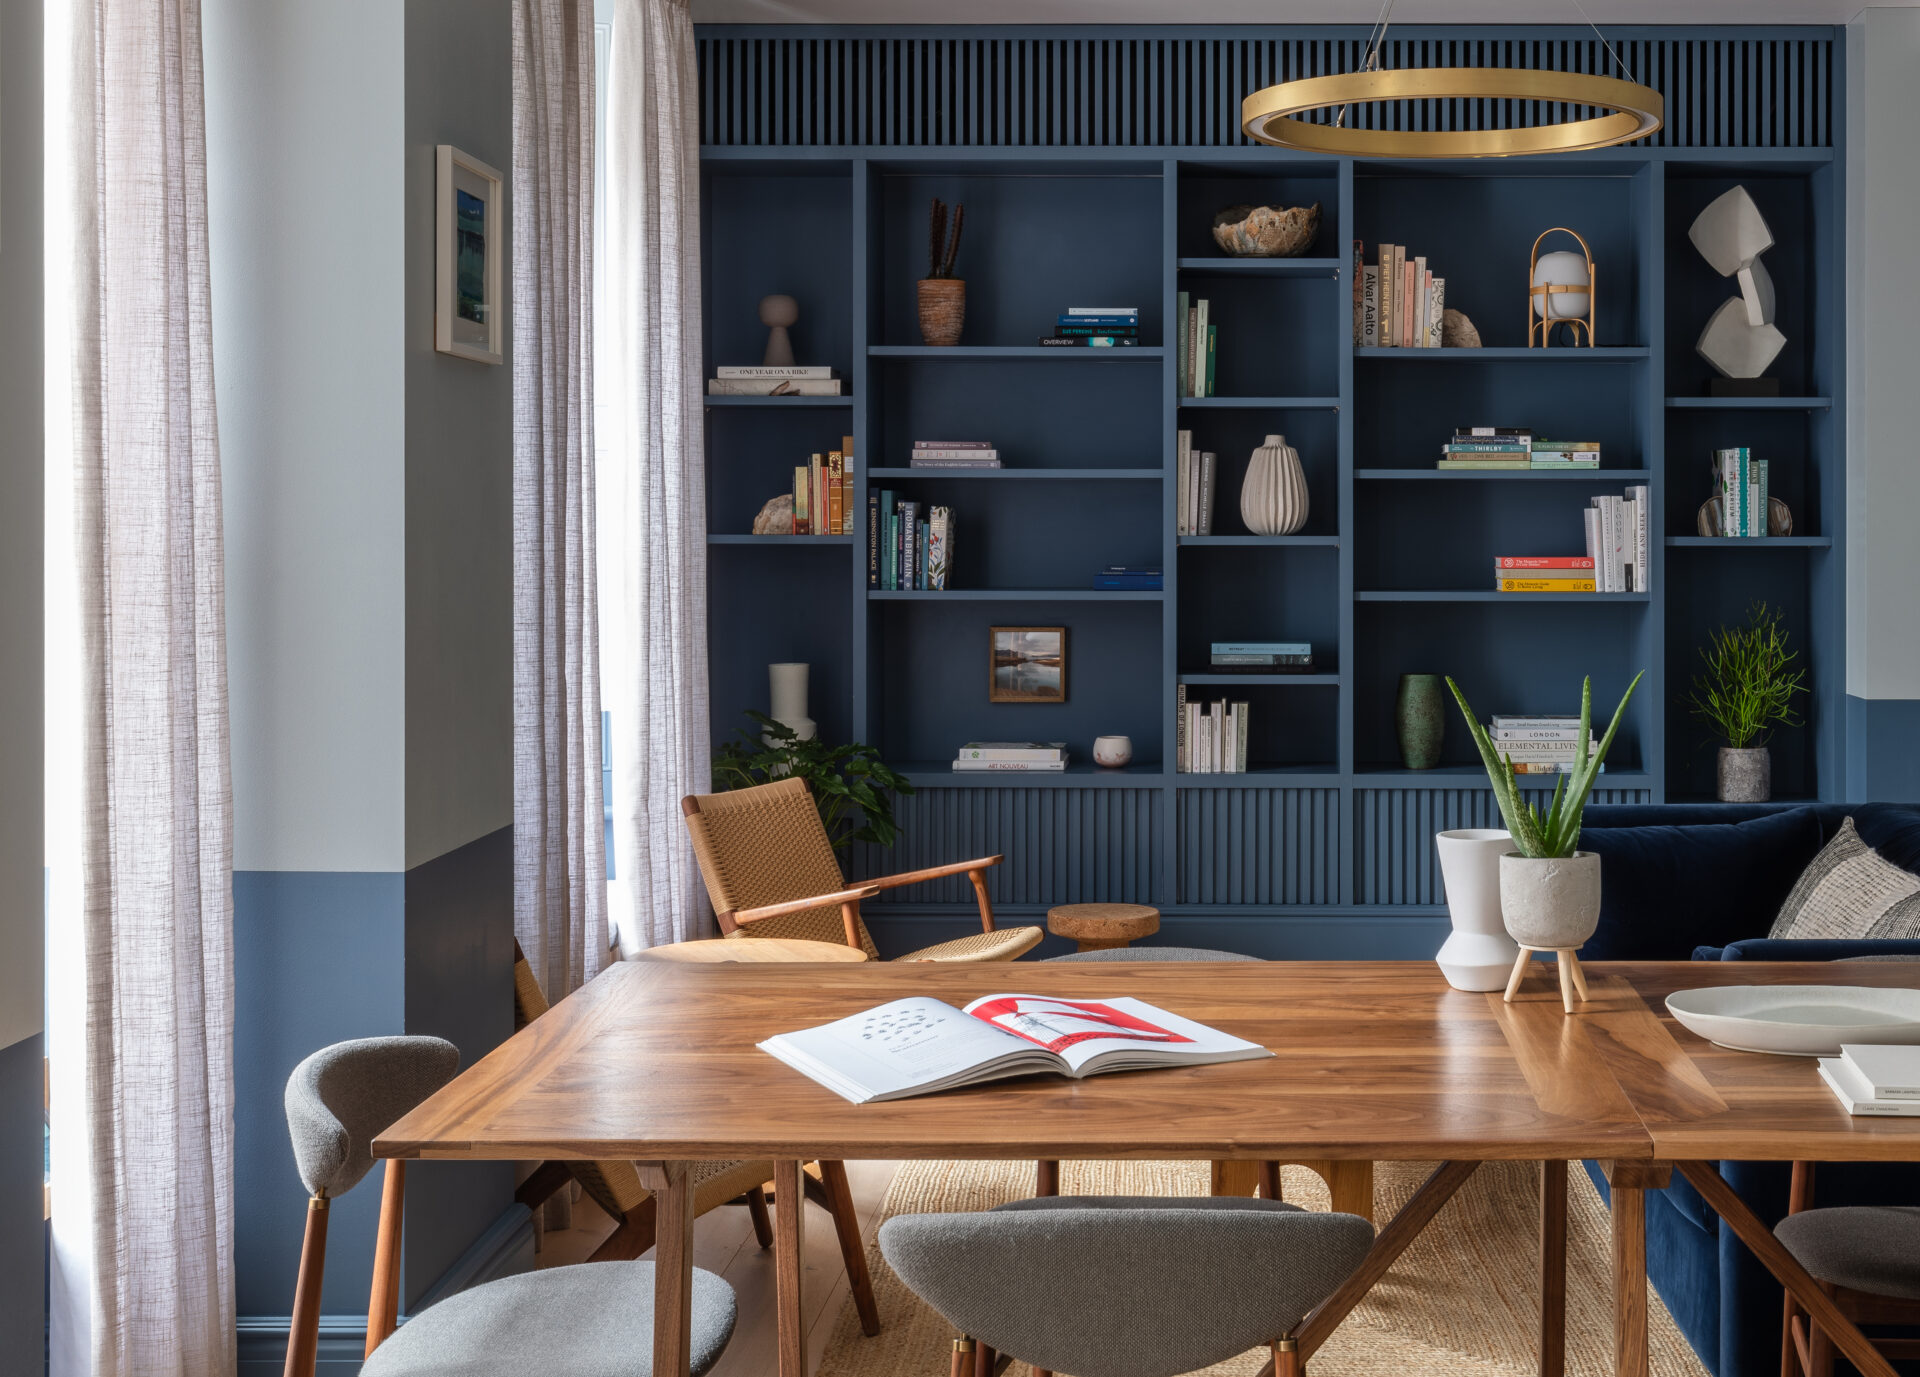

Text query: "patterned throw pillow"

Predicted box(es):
[1770, 816, 1920, 940]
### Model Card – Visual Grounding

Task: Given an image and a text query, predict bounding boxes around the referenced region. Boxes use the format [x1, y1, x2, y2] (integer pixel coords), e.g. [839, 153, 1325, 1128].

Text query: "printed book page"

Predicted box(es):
[758, 997, 1054, 1103]
[961, 994, 1270, 1074]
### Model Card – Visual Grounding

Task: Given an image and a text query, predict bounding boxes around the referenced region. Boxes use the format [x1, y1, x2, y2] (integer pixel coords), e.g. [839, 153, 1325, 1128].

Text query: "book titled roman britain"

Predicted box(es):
[760, 994, 1271, 1103]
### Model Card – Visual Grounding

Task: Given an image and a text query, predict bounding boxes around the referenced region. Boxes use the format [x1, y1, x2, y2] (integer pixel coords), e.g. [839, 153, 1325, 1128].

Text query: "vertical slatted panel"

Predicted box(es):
[695, 31, 1832, 149]
[1352, 788, 1653, 906]
[848, 787, 1163, 908]
[1176, 789, 1340, 906]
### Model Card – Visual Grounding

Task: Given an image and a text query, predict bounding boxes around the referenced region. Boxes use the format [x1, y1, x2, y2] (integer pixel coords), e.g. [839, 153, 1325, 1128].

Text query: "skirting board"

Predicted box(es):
[236, 1202, 534, 1375]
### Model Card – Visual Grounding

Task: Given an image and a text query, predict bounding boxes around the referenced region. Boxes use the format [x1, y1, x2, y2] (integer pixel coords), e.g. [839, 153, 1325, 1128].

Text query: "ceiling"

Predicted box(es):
[691, 0, 1892, 25]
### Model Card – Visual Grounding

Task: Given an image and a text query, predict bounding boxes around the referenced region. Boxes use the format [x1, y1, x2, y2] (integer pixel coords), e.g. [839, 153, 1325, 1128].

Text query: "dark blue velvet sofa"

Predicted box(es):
[1574, 801, 1920, 1377]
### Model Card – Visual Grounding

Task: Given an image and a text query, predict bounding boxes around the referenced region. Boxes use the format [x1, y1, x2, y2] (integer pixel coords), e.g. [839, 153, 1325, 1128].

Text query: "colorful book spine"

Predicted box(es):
[1204, 325, 1217, 398]
[793, 465, 810, 536]
[1428, 276, 1445, 347]
[927, 507, 950, 590]
[1362, 265, 1380, 348]
[827, 452, 844, 536]
[1352, 240, 1365, 344]
[1176, 290, 1189, 399]
[1495, 557, 1595, 570]
[1498, 577, 1599, 593]
[867, 491, 879, 586]
[1379, 243, 1396, 346]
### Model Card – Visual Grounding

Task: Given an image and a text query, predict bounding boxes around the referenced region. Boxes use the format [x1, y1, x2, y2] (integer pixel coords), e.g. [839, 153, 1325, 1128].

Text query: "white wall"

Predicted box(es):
[204, 0, 408, 874]
[1846, 6, 1920, 702]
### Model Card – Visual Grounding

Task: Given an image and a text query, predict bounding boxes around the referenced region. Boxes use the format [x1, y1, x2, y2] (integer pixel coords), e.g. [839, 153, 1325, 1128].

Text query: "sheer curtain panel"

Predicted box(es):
[601, 0, 710, 953]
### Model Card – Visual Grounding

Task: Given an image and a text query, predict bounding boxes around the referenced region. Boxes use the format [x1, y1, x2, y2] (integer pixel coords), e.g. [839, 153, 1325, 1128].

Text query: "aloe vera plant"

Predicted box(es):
[1444, 672, 1643, 860]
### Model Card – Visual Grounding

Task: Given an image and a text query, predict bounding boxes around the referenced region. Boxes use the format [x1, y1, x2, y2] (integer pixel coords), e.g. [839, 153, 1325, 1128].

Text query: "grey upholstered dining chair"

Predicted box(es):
[879, 1195, 1375, 1377]
[282, 1036, 737, 1377]
[1774, 1162, 1920, 1377]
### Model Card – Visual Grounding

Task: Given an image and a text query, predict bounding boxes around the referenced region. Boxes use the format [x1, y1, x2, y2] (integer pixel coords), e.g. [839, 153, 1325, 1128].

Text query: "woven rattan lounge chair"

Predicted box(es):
[681, 776, 1042, 963]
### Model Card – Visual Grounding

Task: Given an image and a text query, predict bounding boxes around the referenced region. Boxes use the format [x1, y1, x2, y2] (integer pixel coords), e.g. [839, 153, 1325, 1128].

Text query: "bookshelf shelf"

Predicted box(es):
[1175, 766, 1342, 786]
[867, 467, 1159, 481]
[703, 394, 853, 408]
[1664, 396, 1833, 410]
[1355, 591, 1654, 603]
[1355, 764, 1655, 789]
[707, 534, 855, 545]
[868, 589, 1166, 602]
[868, 345, 1166, 360]
[1355, 346, 1651, 362]
[1178, 535, 1340, 547]
[1356, 468, 1651, 482]
[1175, 257, 1344, 277]
[1178, 396, 1340, 410]
[1178, 674, 1340, 686]
[897, 762, 1166, 788]
[1666, 536, 1833, 548]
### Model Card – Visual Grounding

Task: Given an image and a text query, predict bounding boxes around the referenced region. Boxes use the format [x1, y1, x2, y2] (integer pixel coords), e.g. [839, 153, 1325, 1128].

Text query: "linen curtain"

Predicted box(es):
[602, 0, 711, 953]
[57, 0, 236, 1372]
[513, 0, 609, 1002]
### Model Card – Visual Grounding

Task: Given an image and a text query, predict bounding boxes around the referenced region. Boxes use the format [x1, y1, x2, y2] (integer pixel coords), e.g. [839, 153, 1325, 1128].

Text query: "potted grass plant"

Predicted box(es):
[1686, 601, 1806, 803]
[1446, 672, 1642, 952]
[713, 712, 914, 850]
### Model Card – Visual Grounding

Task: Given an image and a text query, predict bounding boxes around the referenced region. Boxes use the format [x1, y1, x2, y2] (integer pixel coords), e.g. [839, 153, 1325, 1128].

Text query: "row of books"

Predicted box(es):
[1713, 448, 1771, 537]
[1175, 431, 1219, 535]
[707, 364, 844, 397]
[1439, 428, 1602, 471]
[791, 446, 855, 535]
[1174, 293, 1218, 397]
[952, 741, 1066, 773]
[1354, 241, 1445, 348]
[1209, 641, 1313, 674]
[1819, 1044, 1920, 1117]
[1484, 715, 1608, 774]
[868, 494, 952, 590]
[1095, 565, 1162, 591]
[910, 439, 1001, 470]
[1175, 687, 1250, 773]
[1489, 487, 1650, 593]
[1037, 306, 1141, 349]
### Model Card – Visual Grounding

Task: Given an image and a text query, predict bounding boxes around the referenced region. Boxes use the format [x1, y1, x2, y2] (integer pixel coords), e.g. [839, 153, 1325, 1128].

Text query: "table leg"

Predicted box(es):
[1600, 1161, 1669, 1377]
[635, 1161, 695, 1377]
[775, 1159, 807, 1377]
[1540, 1161, 1566, 1377]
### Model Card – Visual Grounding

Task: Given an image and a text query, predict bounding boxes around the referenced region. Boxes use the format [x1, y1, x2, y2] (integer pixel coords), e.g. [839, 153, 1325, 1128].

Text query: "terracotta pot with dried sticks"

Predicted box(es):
[917, 197, 966, 346]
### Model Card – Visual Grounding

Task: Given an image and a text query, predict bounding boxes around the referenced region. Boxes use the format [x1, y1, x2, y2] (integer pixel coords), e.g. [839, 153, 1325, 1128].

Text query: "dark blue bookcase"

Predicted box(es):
[696, 26, 1845, 958]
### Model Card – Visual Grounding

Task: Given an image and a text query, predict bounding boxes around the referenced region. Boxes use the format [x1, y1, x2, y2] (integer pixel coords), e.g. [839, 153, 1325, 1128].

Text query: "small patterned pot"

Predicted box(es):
[917, 279, 966, 346]
[1092, 735, 1133, 768]
[1718, 746, 1771, 802]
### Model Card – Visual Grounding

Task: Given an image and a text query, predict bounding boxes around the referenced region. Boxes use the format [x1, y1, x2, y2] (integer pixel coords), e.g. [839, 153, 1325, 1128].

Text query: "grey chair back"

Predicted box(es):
[879, 1196, 1374, 1377]
[284, 1036, 460, 1199]
[1045, 946, 1260, 963]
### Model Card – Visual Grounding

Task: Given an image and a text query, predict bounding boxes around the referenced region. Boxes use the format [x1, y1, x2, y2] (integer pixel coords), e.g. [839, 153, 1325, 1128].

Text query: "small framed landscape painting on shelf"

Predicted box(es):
[989, 627, 1067, 704]
[434, 144, 504, 364]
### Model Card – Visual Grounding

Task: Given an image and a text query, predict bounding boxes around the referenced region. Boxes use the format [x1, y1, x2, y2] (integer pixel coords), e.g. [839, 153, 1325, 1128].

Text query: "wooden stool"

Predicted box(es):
[634, 937, 869, 963]
[1046, 903, 1160, 952]
[1503, 944, 1590, 1014]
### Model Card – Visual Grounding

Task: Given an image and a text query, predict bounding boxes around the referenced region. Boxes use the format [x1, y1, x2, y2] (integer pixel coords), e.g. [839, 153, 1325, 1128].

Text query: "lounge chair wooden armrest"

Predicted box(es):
[725, 885, 884, 950]
[861, 855, 1004, 891]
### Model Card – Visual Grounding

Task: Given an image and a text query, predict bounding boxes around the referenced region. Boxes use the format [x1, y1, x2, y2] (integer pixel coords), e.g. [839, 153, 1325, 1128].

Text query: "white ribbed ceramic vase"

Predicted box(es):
[1239, 434, 1309, 535]
[1434, 829, 1520, 991]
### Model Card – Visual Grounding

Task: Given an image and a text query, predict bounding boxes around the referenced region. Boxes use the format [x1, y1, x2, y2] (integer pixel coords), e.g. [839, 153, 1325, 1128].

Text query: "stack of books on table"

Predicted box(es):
[1209, 642, 1314, 674]
[1585, 486, 1653, 592]
[1530, 439, 1601, 470]
[868, 492, 953, 590]
[1356, 242, 1445, 348]
[1439, 428, 1531, 469]
[1094, 565, 1162, 592]
[1175, 431, 1218, 535]
[1818, 1045, 1920, 1117]
[1485, 716, 1606, 775]
[1175, 687, 1249, 774]
[910, 440, 1000, 470]
[789, 446, 855, 535]
[1038, 307, 1139, 348]
[1493, 556, 1597, 594]
[952, 742, 1066, 774]
[1174, 293, 1216, 397]
[1712, 447, 1771, 537]
[707, 365, 843, 396]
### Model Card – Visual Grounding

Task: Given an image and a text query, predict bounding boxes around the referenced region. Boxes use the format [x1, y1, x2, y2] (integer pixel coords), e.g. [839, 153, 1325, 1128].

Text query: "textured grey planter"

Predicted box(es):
[1718, 746, 1771, 803]
[1499, 852, 1602, 949]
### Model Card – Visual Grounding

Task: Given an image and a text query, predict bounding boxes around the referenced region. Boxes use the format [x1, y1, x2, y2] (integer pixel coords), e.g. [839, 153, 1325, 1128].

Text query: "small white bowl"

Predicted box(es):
[1665, 984, 1920, 1056]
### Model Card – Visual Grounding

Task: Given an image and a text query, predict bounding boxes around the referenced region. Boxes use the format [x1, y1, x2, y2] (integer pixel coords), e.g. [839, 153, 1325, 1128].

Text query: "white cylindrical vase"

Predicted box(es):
[1434, 828, 1519, 991]
[767, 662, 817, 742]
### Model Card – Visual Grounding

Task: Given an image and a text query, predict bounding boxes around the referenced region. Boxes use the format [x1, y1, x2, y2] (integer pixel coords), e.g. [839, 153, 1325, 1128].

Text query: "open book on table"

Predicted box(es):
[759, 994, 1272, 1104]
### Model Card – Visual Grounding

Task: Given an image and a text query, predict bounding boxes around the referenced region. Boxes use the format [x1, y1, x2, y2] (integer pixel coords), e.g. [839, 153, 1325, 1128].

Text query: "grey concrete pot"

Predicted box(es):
[1718, 746, 1771, 803]
[1499, 852, 1602, 949]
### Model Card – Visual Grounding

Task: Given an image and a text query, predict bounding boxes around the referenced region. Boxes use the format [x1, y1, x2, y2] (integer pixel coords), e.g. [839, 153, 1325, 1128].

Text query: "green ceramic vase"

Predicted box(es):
[1396, 673, 1445, 770]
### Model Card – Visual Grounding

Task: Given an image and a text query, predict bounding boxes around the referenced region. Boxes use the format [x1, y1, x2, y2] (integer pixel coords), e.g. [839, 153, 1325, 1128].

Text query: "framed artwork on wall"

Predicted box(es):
[434, 144, 504, 364]
[989, 627, 1067, 704]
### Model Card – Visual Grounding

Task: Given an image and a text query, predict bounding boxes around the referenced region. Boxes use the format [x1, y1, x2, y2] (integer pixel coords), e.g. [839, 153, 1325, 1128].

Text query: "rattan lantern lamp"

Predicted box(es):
[1528, 228, 1597, 348]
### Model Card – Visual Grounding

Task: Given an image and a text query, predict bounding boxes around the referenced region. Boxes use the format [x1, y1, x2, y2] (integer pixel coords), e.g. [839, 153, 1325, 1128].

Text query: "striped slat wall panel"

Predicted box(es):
[697, 30, 1832, 150]
[850, 786, 1162, 907]
[1177, 789, 1340, 906]
[1354, 786, 1654, 906]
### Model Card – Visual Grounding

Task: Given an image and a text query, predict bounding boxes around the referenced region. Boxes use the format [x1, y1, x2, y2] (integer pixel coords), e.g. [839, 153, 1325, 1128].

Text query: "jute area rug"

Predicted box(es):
[816, 1158, 1709, 1377]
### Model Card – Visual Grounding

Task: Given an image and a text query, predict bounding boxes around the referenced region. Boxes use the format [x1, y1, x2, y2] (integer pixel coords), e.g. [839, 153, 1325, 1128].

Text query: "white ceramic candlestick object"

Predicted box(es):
[767, 662, 817, 742]
[1434, 829, 1520, 991]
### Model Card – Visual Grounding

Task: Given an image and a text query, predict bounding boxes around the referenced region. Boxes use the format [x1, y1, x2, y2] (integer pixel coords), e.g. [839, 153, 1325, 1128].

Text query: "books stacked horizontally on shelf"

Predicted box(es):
[1175, 431, 1218, 535]
[1485, 716, 1608, 775]
[1530, 439, 1601, 470]
[1818, 1045, 1920, 1117]
[790, 446, 855, 535]
[1175, 686, 1249, 773]
[1038, 306, 1140, 348]
[1439, 427, 1531, 470]
[707, 364, 843, 396]
[1094, 565, 1162, 591]
[1492, 556, 1596, 593]
[952, 742, 1066, 773]
[1209, 642, 1314, 674]
[1713, 448, 1771, 537]
[1174, 293, 1216, 397]
[1585, 486, 1653, 592]
[1356, 242, 1445, 348]
[910, 439, 1001, 470]
[869, 491, 953, 589]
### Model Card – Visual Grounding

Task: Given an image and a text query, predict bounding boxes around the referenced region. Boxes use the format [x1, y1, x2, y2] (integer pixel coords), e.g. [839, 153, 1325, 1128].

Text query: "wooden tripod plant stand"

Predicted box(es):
[1504, 945, 1591, 1014]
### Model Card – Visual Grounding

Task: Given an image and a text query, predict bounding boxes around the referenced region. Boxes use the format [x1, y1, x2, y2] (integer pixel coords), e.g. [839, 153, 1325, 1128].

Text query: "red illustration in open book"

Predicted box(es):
[970, 997, 1195, 1052]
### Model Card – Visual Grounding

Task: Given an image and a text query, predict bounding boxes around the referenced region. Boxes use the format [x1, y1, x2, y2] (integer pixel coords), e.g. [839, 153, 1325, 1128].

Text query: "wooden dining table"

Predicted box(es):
[374, 958, 1920, 1377]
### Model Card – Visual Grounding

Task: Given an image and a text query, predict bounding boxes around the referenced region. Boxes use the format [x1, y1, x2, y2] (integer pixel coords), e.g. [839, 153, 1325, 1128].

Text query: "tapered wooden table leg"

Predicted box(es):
[1540, 1161, 1567, 1377]
[775, 1160, 807, 1377]
[636, 1161, 695, 1377]
[1599, 1161, 1668, 1377]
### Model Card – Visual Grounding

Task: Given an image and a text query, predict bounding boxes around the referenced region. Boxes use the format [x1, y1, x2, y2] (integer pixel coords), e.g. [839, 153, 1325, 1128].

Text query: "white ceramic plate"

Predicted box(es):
[1666, 985, 1920, 1056]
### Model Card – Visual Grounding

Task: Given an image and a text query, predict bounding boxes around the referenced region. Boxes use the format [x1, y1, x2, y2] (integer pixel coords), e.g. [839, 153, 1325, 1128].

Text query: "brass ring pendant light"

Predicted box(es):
[1241, 1, 1664, 157]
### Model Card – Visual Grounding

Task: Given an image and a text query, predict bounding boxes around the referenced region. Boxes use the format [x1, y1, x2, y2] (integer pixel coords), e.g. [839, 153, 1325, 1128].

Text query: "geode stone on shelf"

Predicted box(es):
[1211, 202, 1321, 258]
[752, 495, 794, 535]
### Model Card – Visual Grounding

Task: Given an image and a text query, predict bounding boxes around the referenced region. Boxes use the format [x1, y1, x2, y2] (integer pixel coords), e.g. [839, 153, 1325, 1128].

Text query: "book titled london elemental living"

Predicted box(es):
[759, 994, 1270, 1103]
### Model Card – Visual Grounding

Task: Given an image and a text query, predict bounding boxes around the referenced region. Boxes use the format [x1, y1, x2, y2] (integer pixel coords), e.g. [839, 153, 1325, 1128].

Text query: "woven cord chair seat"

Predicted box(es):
[898, 925, 1043, 964]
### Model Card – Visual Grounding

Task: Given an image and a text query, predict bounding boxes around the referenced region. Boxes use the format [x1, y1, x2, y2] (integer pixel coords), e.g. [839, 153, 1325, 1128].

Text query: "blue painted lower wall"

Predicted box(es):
[867, 908, 1451, 961]
[1, 1033, 44, 1377]
[1847, 696, 1920, 803]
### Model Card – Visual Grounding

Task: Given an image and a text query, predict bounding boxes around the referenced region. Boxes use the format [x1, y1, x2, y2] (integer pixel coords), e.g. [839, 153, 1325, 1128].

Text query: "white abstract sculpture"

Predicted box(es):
[1689, 185, 1785, 381]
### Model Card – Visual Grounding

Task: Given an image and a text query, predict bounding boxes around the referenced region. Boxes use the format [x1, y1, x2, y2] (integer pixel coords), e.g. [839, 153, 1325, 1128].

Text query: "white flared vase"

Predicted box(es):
[767, 662, 817, 743]
[1434, 829, 1520, 991]
[1239, 434, 1309, 536]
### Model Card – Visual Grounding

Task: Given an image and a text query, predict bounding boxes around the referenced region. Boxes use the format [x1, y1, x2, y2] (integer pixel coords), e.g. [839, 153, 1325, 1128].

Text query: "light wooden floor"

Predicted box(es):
[535, 1161, 903, 1377]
